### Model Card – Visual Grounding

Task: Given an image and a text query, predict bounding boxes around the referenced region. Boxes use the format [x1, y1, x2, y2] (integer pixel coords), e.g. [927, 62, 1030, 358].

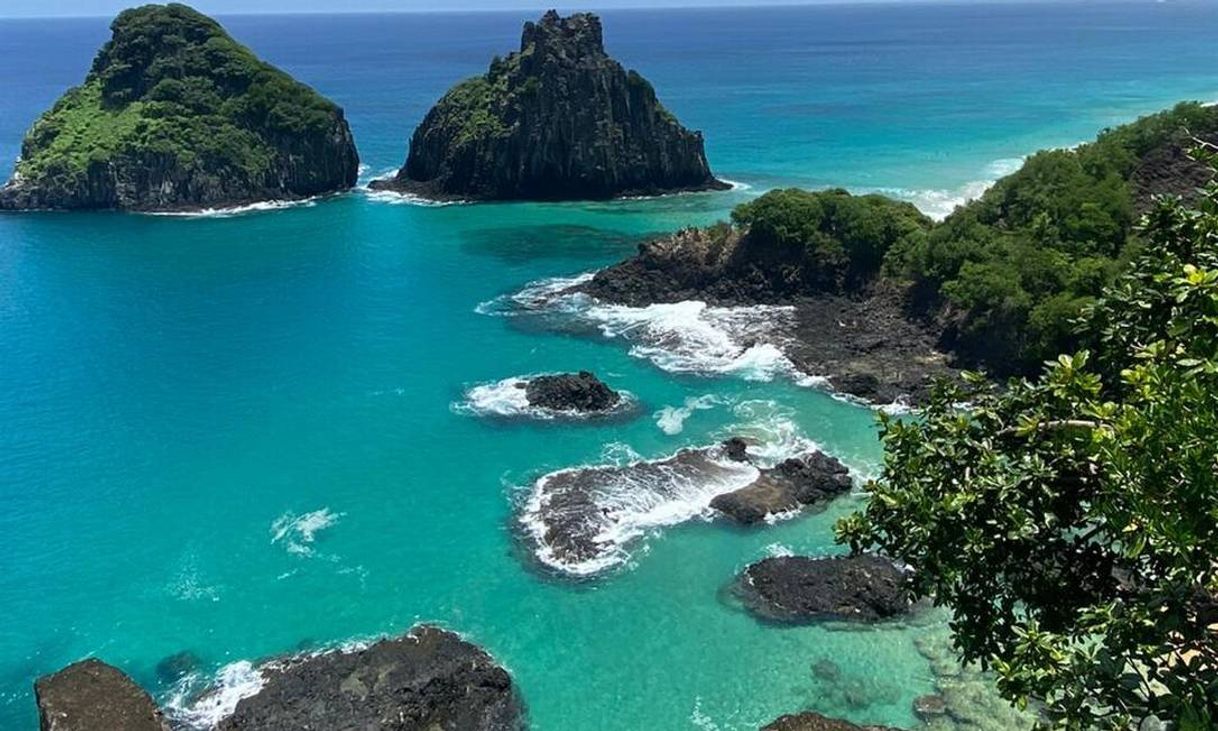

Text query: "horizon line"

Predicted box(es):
[0, 0, 1159, 22]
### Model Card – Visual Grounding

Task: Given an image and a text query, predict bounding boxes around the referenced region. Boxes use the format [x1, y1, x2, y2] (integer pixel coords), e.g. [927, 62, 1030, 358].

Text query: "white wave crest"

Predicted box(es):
[270, 508, 342, 556]
[584, 300, 801, 380]
[141, 196, 322, 218]
[165, 660, 265, 729]
[655, 394, 721, 436]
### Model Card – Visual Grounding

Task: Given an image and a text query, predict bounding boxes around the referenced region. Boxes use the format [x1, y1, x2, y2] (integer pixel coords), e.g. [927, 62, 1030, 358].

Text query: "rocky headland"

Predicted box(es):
[735, 554, 912, 624]
[522, 371, 622, 412]
[577, 191, 954, 404]
[0, 4, 358, 212]
[35, 659, 169, 731]
[370, 11, 727, 201]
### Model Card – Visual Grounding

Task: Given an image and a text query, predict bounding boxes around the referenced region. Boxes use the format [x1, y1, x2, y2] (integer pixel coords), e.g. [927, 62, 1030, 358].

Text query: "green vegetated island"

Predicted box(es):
[7, 3, 1218, 731]
[0, 3, 359, 212]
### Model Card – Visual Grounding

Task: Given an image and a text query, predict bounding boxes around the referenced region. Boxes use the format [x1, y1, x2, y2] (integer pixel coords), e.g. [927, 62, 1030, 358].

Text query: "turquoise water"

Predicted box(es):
[1, 3, 1217, 729]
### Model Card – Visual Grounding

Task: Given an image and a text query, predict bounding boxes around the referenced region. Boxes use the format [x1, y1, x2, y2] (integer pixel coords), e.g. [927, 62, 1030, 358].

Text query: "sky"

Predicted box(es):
[0, 0, 1009, 20]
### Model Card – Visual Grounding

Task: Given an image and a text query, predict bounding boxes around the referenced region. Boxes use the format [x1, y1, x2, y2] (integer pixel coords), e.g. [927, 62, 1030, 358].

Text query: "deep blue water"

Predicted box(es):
[0, 3, 1216, 729]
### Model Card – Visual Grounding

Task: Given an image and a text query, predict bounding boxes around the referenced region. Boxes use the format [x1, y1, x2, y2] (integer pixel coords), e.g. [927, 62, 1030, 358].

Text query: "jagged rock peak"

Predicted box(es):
[371, 10, 728, 202]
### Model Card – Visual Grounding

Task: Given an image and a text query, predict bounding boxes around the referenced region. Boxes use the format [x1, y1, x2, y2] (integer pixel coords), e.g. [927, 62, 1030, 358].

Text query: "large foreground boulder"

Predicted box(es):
[35, 659, 169, 731]
[371, 11, 727, 201]
[711, 450, 852, 524]
[218, 625, 523, 730]
[736, 555, 911, 623]
[523, 371, 622, 412]
[761, 711, 901, 731]
[0, 4, 358, 212]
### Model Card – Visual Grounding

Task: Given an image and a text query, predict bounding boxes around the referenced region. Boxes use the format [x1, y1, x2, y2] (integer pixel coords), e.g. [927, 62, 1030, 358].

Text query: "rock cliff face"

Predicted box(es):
[0, 4, 358, 212]
[371, 10, 727, 201]
[35, 659, 169, 731]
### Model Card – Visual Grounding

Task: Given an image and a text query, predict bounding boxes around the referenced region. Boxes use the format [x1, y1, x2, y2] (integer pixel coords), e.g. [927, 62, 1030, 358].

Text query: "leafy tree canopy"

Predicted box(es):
[838, 150, 1218, 729]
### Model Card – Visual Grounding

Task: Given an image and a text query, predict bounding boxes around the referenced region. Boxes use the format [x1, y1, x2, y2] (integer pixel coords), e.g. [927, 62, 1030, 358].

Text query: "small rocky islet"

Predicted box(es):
[734, 554, 912, 624]
[0, 3, 359, 212]
[520, 371, 622, 413]
[370, 10, 728, 201]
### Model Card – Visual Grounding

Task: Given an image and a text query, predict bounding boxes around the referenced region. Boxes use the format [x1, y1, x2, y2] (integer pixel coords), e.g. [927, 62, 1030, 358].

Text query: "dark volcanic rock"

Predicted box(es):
[35, 659, 169, 731]
[0, 5, 358, 212]
[711, 451, 852, 524]
[737, 555, 911, 623]
[523, 371, 621, 412]
[218, 626, 522, 730]
[371, 11, 727, 201]
[761, 711, 901, 731]
[578, 225, 957, 405]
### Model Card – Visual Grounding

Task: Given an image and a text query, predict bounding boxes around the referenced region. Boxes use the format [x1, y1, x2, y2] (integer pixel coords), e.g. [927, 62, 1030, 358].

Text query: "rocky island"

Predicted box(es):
[33, 626, 522, 730]
[735, 554, 912, 624]
[522, 371, 622, 413]
[0, 4, 359, 212]
[370, 10, 728, 201]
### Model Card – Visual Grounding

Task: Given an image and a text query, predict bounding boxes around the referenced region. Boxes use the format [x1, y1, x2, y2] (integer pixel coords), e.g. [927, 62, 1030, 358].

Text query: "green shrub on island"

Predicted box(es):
[730, 187, 932, 292]
[0, 3, 358, 211]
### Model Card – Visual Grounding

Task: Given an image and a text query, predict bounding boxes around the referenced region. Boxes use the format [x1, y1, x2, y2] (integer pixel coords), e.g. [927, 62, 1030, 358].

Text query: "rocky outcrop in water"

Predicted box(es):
[0, 4, 358, 212]
[711, 451, 852, 524]
[218, 626, 523, 730]
[35, 659, 169, 731]
[370, 11, 727, 201]
[736, 555, 911, 623]
[761, 711, 901, 731]
[523, 371, 621, 412]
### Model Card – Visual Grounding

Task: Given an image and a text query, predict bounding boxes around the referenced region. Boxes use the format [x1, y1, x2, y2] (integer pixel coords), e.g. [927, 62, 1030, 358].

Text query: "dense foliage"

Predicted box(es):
[13, 3, 348, 195]
[729, 188, 932, 292]
[838, 153, 1218, 728]
[885, 103, 1218, 374]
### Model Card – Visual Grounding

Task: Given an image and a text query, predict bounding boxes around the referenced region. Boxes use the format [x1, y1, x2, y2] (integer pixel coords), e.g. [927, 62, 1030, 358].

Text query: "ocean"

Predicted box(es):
[0, 2, 1215, 728]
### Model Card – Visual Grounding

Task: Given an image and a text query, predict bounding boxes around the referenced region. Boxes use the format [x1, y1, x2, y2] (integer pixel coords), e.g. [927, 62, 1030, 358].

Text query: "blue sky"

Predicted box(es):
[0, 0, 986, 20]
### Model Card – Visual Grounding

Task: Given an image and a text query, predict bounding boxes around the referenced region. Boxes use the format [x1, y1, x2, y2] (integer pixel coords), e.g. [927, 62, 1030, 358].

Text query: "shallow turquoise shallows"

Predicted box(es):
[1, 3, 1217, 729]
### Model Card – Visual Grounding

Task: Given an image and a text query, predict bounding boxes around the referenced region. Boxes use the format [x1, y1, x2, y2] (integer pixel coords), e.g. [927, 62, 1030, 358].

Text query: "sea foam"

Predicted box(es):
[270, 507, 342, 556]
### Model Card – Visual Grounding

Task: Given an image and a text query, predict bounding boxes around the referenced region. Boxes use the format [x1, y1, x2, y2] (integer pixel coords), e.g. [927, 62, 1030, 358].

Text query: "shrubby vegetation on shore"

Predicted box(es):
[839, 151, 1218, 728]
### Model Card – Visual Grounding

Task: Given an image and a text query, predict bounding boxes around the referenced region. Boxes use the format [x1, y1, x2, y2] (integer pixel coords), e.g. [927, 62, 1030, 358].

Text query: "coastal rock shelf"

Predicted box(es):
[35, 660, 169, 731]
[762, 711, 902, 731]
[735, 554, 912, 624]
[370, 11, 727, 201]
[711, 442, 853, 524]
[0, 4, 358, 212]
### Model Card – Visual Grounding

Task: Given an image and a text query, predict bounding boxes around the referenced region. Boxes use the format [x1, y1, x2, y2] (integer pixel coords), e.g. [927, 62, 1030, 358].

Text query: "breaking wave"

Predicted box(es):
[270, 508, 342, 556]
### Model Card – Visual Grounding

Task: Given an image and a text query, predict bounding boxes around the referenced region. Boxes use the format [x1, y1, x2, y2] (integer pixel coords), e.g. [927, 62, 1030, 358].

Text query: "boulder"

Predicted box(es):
[218, 626, 522, 730]
[35, 659, 169, 731]
[711, 451, 852, 524]
[736, 555, 911, 623]
[522, 371, 621, 412]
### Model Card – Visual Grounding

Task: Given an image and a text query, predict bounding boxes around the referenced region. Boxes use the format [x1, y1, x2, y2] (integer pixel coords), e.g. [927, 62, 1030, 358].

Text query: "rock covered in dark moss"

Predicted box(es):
[0, 3, 358, 212]
[371, 10, 727, 201]
[35, 659, 169, 731]
[523, 371, 621, 412]
[761, 711, 901, 731]
[736, 555, 911, 623]
[217, 626, 523, 730]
